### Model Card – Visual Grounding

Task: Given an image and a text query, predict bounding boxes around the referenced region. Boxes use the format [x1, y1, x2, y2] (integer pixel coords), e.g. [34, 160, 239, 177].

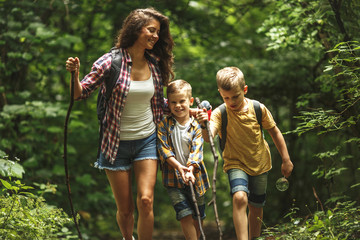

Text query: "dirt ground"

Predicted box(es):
[153, 224, 237, 240]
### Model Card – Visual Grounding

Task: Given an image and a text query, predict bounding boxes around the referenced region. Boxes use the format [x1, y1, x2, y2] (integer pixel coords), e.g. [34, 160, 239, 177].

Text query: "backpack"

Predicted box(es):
[218, 100, 263, 152]
[96, 48, 122, 157]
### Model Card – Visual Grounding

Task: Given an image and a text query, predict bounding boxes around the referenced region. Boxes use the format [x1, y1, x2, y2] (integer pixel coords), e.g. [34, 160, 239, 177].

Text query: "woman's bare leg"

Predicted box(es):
[134, 159, 158, 240]
[106, 169, 134, 240]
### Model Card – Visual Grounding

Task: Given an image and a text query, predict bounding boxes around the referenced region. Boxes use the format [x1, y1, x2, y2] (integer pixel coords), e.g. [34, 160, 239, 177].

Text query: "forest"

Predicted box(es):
[0, 0, 359, 239]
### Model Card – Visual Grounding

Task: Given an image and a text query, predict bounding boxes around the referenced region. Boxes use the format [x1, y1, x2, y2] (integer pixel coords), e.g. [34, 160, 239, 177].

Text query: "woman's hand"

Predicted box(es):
[65, 57, 82, 99]
[66, 57, 80, 77]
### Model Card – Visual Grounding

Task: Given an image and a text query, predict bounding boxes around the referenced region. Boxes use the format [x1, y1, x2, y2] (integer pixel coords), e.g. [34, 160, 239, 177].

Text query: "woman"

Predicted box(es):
[66, 8, 174, 240]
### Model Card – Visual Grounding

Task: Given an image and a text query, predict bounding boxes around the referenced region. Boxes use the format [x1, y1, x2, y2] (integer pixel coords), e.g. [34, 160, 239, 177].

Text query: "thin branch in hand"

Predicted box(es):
[63, 71, 83, 240]
[195, 97, 223, 240]
[189, 181, 206, 240]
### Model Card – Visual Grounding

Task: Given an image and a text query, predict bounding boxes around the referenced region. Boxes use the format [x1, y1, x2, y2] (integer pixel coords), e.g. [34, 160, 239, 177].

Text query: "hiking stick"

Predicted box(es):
[63, 71, 83, 240]
[195, 97, 223, 240]
[189, 181, 206, 240]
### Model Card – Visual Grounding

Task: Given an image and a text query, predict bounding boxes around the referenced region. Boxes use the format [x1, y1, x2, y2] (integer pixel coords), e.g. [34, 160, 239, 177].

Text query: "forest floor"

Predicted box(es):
[153, 224, 238, 240]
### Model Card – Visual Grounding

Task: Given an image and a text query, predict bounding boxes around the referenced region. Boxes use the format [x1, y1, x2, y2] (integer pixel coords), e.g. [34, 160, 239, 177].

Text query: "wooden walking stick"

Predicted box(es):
[63, 71, 83, 240]
[189, 181, 206, 240]
[195, 97, 223, 240]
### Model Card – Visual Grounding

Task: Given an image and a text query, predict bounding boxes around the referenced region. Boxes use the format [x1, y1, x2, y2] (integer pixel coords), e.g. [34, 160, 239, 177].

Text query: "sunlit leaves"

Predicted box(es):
[261, 201, 360, 239]
[258, 0, 345, 51]
[0, 159, 24, 179]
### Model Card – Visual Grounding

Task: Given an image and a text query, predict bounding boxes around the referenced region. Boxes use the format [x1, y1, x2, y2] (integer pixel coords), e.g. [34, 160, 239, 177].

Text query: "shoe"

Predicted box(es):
[122, 237, 135, 240]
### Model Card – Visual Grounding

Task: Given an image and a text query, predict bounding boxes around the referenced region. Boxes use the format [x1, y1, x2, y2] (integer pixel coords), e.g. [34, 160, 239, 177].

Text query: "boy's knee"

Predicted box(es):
[233, 191, 248, 207]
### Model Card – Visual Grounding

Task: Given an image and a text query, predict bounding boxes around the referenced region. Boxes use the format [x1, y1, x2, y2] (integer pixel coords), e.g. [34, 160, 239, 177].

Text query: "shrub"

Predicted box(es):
[0, 153, 78, 240]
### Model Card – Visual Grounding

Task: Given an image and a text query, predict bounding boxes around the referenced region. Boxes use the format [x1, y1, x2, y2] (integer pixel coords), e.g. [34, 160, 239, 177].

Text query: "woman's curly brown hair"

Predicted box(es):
[115, 8, 174, 86]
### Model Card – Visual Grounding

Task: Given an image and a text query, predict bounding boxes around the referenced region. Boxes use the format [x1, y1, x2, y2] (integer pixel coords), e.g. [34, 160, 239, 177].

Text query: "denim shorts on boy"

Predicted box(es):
[94, 132, 158, 171]
[166, 186, 206, 221]
[227, 168, 268, 207]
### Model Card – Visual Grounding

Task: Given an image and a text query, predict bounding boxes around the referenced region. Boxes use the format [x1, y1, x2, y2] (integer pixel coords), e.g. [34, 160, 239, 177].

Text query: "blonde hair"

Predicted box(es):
[167, 79, 192, 99]
[216, 67, 245, 91]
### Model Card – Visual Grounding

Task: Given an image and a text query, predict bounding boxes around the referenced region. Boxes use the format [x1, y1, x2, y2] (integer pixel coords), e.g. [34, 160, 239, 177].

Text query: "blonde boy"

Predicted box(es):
[197, 67, 294, 240]
[157, 80, 210, 240]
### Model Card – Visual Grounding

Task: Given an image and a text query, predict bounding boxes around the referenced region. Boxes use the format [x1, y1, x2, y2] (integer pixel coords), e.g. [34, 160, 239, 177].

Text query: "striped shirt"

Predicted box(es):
[157, 115, 210, 197]
[78, 48, 165, 164]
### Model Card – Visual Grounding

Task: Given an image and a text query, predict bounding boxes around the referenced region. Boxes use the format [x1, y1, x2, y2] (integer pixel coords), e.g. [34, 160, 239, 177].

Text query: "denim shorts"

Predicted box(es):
[227, 168, 268, 207]
[94, 132, 158, 171]
[166, 186, 206, 221]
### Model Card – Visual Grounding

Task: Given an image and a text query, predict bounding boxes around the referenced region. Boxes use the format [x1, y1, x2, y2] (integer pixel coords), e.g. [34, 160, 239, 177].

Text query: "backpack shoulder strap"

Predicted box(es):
[252, 99, 262, 132]
[104, 48, 122, 101]
[219, 103, 227, 151]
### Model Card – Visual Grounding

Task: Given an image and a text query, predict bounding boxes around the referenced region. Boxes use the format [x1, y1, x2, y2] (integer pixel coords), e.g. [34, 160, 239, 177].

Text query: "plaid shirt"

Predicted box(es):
[157, 115, 210, 197]
[78, 48, 165, 164]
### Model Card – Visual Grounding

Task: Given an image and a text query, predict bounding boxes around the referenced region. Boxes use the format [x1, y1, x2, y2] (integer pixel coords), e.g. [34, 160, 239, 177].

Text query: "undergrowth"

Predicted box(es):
[0, 153, 78, 240]
[260, 201, 360, 240]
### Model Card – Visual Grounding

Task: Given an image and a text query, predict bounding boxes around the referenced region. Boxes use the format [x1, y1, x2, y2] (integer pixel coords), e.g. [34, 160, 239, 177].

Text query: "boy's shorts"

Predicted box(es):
[227, 168, 268, 208]
[166, 186, 206, 221]
[94, 132, 158, 171]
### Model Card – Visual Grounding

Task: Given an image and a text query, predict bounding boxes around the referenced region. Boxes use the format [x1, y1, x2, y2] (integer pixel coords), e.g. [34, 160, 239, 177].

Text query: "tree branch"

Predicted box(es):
[195, 97, 223, 240]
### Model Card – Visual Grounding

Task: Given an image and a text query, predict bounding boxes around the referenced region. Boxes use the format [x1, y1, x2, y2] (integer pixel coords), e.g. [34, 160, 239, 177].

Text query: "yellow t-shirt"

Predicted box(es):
[210, 98, 276, 176]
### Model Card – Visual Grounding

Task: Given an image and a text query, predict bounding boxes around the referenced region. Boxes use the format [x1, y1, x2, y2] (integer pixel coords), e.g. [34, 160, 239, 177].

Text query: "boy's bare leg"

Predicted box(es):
[248, 204, 263, 239]
[193, 218, 203, 239]
[180, 215, 198, 240]
[134, 159, 157, 240]
[105, 169, 134, 239]
[233, 191, 248, 240]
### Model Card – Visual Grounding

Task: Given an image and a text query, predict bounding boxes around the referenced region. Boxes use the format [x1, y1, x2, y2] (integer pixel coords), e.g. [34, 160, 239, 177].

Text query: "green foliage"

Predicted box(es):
[0, 153, 24, 179]
[0, 195, 77, 240]
[1, 0, 360, 237]
[258, 0, 360, 51]
[286, 41, 360, 201]
[260, 201, 360, 240]
[0, 157, 77, 240]
[293, 41, 360, 136]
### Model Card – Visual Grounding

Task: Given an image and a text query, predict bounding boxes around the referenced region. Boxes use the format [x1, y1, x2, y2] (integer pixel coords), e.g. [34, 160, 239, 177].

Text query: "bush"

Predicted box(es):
[0, 153, 78, 240]
[260, 200, 360, 240]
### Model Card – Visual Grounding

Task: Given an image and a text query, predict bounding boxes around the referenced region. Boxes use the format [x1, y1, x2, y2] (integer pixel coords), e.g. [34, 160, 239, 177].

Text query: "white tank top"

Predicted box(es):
[120, 76, 156, 140]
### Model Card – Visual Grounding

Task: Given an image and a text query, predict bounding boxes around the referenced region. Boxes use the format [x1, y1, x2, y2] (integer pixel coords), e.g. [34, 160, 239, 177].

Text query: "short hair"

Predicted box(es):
[216, 67, 245, 91]
[167, 79, 192, 99]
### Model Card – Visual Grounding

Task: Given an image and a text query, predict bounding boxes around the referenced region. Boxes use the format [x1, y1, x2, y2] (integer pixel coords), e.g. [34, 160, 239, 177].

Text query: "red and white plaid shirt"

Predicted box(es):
[78, 48, 165, 164]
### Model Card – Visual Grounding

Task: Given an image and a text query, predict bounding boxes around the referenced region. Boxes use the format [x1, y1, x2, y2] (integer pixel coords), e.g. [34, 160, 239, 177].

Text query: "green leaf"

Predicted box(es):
[76, 174, 96, 187]
[47, 126, 63, 133]
[0, 159, 25, 178]
[0, 179, 13, 190]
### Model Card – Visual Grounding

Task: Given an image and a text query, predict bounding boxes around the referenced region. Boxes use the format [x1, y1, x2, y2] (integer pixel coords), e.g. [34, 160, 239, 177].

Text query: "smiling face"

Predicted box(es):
[134, 18, 160, 50]
[168, 92, 194, 124]
[218, 85, 248, 112]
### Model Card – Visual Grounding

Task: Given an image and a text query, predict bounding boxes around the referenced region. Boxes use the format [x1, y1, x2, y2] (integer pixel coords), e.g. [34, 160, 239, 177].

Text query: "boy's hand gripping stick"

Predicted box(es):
[195, 97, 223, 240]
